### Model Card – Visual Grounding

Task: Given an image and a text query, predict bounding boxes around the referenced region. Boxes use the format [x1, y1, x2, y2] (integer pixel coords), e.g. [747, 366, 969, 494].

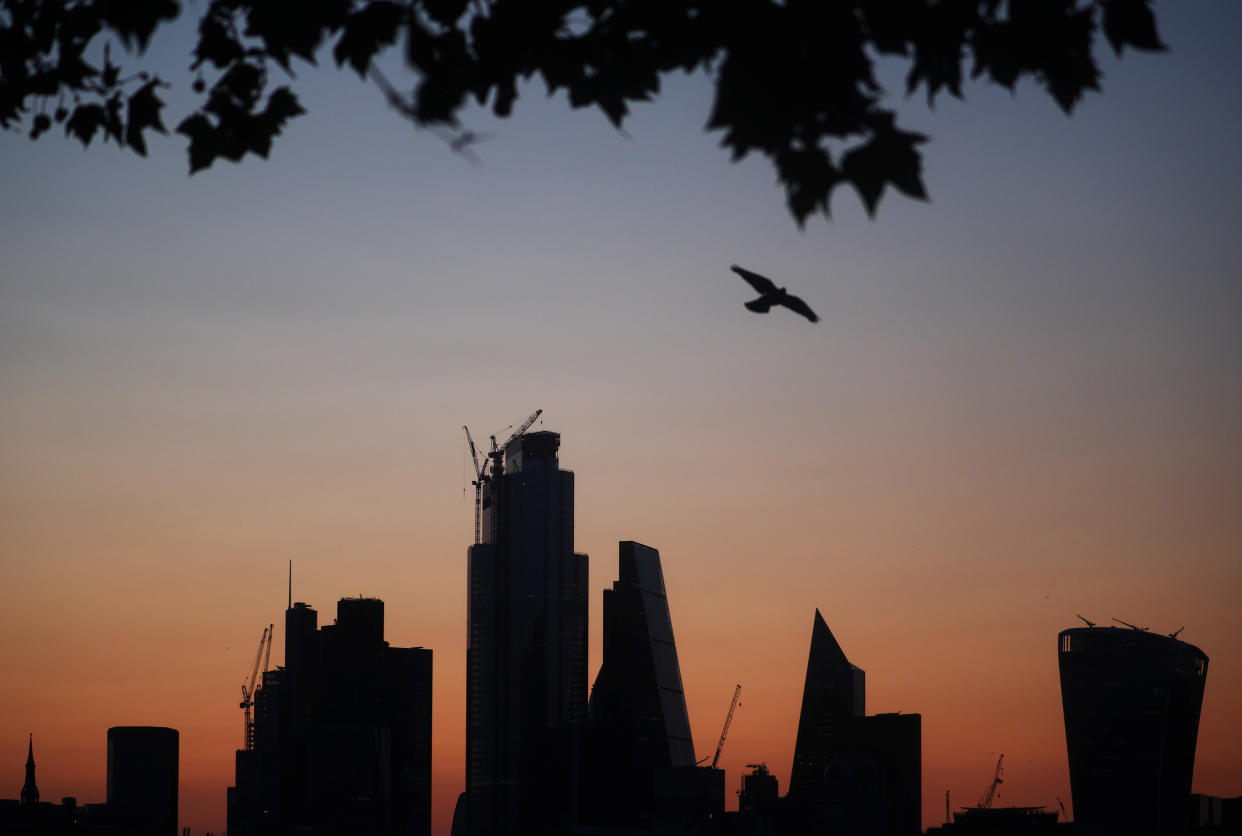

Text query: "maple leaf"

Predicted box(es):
[125, 79, 168, 155]
[65, 103, 106, 147]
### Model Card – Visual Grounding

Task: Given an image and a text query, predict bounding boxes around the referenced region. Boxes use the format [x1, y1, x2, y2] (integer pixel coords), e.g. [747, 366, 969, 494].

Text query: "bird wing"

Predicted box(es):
[779, 293, 819, 323]
[731, 264, 778, 295]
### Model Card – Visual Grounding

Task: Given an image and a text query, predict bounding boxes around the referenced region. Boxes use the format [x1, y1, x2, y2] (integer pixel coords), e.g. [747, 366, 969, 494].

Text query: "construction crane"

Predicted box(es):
[463, 426, 484, 545]
[1112, 617, 1148, 632]
[1057, 797, 1067, 821]
[487, 409, 542, 476]
[1076, 614, 1096, 628]
[239, 624, 272, 751]
[463, 410, 542, 545]
[701, 684, 742, 769]
[978, 754, 1005, 809]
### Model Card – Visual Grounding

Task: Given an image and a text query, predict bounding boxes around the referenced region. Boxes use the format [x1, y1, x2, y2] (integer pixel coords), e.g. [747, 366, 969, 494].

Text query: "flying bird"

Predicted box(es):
[731, 264, 819, 323]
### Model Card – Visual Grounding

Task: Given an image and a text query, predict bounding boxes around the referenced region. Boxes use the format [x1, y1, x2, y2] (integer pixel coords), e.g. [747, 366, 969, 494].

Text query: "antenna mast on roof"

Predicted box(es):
[288, 559, 292, 610]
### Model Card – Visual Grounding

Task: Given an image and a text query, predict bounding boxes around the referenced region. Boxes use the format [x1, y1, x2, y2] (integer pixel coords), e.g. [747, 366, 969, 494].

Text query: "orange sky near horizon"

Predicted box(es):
[3, 5, 1242, 834]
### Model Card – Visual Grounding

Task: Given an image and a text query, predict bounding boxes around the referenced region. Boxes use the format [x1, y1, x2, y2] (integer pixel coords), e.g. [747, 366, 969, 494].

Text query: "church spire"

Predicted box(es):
[21, 733, 39, 806]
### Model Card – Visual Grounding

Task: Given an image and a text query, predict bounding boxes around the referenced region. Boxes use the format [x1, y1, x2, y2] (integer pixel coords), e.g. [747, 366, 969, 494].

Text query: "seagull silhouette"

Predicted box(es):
[731, 265, 819, 323]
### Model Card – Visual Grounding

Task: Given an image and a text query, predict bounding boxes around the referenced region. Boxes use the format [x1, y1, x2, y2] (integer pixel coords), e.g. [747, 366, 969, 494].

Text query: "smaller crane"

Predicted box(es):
[1057, 797, 1067, 821]
[1112, 617, 1148, 632]
[239, 624, 273, 751]
[978, 754, 1004, 808]
[1076, 614, 1096, 628]
[463, 426, 484, 545]
[700, 684, 742, 769]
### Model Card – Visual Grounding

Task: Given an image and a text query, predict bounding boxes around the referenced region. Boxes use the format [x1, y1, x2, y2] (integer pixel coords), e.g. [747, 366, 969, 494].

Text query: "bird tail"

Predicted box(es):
[745, 299, 773, 313]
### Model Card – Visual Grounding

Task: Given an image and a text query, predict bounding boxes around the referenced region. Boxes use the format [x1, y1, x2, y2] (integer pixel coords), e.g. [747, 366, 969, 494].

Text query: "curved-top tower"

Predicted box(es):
[1058, 624, 1208, 835]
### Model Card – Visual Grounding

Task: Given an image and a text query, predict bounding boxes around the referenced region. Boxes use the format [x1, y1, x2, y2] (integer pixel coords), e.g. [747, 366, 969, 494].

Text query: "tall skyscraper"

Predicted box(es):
[786, 610, 921, 835]
[584, 541, 701, 827]
[1058, 624, 1209, 836]
[463, 430, 589, 836]
[227, 596, 433, 836]
[107, 726, 179, 836]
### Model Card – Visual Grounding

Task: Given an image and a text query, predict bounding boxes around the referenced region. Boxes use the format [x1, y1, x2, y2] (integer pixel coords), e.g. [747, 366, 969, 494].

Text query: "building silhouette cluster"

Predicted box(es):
[9, 424, 1240, 835]
[2, 727, 178, 835]
[227, 596, 432, 836]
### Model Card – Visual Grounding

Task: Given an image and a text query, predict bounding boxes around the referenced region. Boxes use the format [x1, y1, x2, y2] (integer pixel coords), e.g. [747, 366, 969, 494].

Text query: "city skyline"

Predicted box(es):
[3, 3, 1241, 834]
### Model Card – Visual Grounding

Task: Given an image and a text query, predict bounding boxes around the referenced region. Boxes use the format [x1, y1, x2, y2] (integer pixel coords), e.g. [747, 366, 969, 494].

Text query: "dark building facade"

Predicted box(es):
[227, 596, 433, 836]
[1059, 625, 1209, 836]
[107, 726, 178, 836]
[584, 541, 711, 829]
[785, 610, 921, 836]
[789, 610, 866, 797]
[463, 430, 589, 836]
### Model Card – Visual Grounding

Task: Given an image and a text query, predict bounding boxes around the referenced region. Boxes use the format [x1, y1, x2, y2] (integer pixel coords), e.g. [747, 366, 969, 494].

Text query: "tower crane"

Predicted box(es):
[699, 684, 742, 769]
[488, 409, 542, 477]
[978, 754, 1004, 809]
[239, 624, 272, 751]
[463, 410, 541, 545]
[463, 426, 484, 545]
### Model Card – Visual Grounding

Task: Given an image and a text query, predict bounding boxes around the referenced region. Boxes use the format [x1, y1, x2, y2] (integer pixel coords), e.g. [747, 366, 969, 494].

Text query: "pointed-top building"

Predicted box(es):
[789, 609, 865, 795]
[20, 733, 39, 806]
[786, 609, 922, 835]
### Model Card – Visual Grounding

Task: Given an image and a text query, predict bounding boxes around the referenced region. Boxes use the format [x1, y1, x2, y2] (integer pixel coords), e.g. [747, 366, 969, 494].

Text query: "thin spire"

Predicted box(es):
[288, 559, 292, 610]
[21, 732, 38, 806]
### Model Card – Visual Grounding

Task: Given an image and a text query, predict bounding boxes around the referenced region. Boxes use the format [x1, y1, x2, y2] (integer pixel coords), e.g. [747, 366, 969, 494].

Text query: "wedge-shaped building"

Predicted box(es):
[786, 610, 921, 836]
[585, 541, 722, 829]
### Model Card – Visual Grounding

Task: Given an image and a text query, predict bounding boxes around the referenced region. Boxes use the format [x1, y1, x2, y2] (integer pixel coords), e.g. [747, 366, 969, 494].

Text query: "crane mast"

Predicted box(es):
[239, 624, 273, 751]
[464, 409, 542, 545]
[463, 426, 484, 545]
[978, 754, 1004, 809]
[711, 684, 742, 769]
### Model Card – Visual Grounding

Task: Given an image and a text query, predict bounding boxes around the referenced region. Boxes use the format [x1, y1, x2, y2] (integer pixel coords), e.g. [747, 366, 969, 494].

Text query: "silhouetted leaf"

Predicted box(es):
[841, 117, 927, 216]
[193, 8, 244, 70]
[126, 79, 167, 155]
[334, 1, 407, 76]
[64, 103, 107, 147]
[176, 112, 218, 172]
[100, 0, 181, 52]
[1101, 0, 1166, 54]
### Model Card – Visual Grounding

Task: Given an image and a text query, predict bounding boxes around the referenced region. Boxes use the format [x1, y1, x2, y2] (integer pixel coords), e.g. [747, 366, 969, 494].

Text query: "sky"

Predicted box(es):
[2, 3, 1241, 834]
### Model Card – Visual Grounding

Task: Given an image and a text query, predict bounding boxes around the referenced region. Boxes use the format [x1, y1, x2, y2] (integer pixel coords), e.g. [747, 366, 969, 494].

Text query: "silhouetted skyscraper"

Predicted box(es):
[463, 430, 589, 836]
[20, 734, 38, 807]
[1059, 624, 1208, 836]
[786, 610, 921, 835]
[107, 726, 178, 836]
[585, 541, 702, 828]
[228, 596, 433, 836]
[789, 609, 865, 796]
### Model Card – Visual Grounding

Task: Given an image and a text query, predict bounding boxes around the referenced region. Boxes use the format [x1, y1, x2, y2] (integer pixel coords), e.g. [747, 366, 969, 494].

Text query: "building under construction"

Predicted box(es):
[226, 595, 432, 836]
